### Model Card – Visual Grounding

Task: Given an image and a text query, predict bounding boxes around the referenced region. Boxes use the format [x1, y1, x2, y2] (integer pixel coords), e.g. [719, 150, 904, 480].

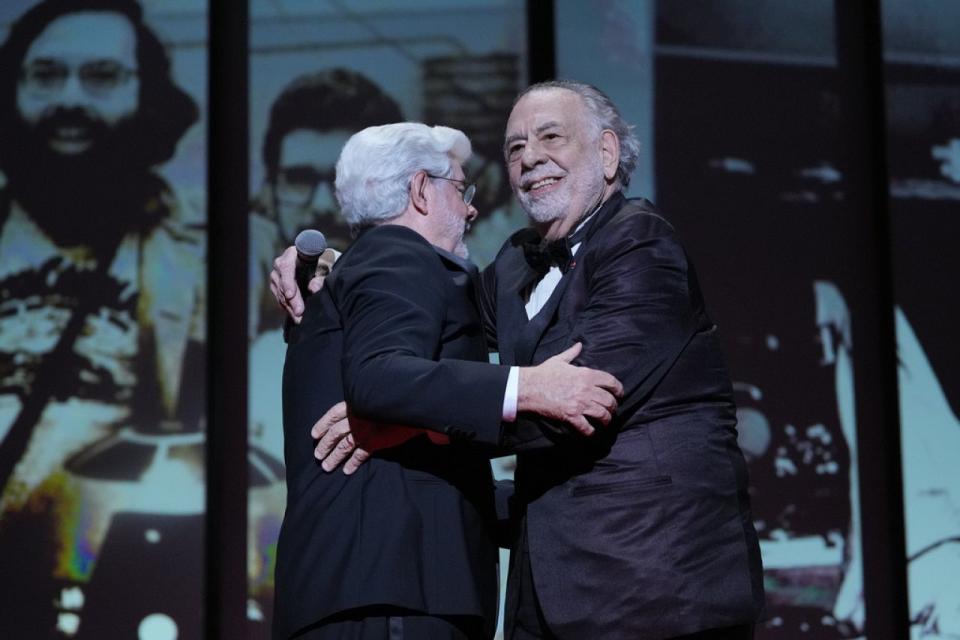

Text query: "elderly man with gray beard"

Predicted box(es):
[482, 80, 764, 640]
[275, 121, 621, 640]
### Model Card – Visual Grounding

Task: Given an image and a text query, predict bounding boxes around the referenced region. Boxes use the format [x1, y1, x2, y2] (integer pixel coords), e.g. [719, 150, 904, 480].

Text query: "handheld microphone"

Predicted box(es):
[294, 229, 328, 293]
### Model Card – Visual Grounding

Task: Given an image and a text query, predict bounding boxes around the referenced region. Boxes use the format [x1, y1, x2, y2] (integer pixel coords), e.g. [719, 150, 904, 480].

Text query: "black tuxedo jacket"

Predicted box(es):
[275, 225, 509, 638]
[480, 193, 765, 639]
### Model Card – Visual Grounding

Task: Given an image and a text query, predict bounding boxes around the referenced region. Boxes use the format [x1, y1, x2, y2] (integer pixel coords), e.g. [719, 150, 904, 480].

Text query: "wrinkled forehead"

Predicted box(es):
[24, 12, 137, 66]
[505, 87, 589, 137]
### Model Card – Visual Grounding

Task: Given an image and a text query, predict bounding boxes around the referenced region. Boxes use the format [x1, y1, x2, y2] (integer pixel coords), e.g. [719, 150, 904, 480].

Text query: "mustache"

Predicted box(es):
[32, 107, 108, 138]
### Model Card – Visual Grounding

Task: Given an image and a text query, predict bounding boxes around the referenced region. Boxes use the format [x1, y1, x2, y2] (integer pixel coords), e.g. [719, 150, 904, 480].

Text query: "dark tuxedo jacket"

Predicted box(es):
[275, 224, 510, 639]
[480, 193, 766, 639]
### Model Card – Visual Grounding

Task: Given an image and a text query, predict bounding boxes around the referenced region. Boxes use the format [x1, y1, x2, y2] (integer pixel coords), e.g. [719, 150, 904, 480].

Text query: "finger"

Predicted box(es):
[566, 414, 595, 437]
[268, 269, 281, 298]
[555, 342, 583, 363]
[274, 249, 304, 309]
[611, 376, 624, 398]
[322, 434, 356, 472]
[310, 413, 328, 440]
[588, 388, 617, 412]
[310, 402, 348, 438]
[583, 403, 612, 426]
[313, 411, 349, 456]
[307, 275, 325, 294]
[583, 398, 612, 420]
[289, 290, 304, 319]
[273, 248, 298, 297]
[316, 249, 338, 275]
[314, 419, 350, 460]
[269, 270, 292, 313]
[270, 269, 304, 322]
[311, 412, 345, 444]
[343, 448, 371, 475]
[592, 372, 624, 397]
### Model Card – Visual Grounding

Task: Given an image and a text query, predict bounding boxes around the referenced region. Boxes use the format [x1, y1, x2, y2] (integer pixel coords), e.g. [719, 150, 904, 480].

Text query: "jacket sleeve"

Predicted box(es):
[503, 214, 701, 448]
[568, 215, 700, 418]
[334, 227, 510, 446]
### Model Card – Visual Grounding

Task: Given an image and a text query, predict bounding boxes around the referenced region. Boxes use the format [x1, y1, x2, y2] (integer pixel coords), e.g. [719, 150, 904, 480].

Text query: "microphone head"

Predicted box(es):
[294, 229, 328, 258]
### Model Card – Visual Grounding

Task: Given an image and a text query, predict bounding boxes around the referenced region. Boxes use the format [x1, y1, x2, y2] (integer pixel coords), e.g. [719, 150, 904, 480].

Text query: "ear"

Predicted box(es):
[600, 130, 620, 182]
[409, 170, 430, 215]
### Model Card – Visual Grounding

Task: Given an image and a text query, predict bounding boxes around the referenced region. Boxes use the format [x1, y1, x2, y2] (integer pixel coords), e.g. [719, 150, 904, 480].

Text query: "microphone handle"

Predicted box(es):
[295, 256, 318, 296]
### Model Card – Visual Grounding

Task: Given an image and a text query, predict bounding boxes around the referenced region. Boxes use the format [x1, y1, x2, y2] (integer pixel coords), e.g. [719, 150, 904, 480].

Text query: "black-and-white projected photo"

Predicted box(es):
[0, 1, 207, 638]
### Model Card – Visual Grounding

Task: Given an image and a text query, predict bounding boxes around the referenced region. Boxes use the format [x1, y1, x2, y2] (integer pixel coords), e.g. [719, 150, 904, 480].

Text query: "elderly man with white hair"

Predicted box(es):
[274, 122, 621, 640]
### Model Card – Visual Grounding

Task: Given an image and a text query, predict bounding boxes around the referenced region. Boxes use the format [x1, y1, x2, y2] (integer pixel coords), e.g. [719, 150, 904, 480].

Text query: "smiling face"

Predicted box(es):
[504, 87, 616, 235]
[16, 12, 139, 157]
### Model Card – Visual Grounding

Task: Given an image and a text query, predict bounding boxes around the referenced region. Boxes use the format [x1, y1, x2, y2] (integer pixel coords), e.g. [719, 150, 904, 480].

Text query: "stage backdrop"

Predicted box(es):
[882, 1, 960, 636]
[0, 1, 207, 639]
[651, 1, 960, 637]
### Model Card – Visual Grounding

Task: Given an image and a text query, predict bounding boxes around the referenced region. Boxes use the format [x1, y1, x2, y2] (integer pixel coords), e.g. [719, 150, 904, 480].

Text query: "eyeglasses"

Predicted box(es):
[275, 166, 336, 207]
[426, 174, 476, 206]
[20, 59, 138, 97]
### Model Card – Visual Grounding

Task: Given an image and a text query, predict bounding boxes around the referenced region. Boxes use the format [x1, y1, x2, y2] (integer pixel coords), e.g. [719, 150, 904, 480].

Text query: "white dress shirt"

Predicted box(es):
[501, 211, 595, 422]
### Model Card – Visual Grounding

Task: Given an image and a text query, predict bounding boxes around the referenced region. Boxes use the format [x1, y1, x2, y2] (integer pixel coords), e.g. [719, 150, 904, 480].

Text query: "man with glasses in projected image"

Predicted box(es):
[274, 81, 765, 640]
[250, 69, 404, 336]
[274, 121, 622, 639]
[0, 0, 202, 636]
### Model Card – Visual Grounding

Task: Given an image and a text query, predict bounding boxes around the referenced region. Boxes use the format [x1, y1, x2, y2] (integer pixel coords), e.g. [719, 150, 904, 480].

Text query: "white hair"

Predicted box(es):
[335, 122, 472, 229]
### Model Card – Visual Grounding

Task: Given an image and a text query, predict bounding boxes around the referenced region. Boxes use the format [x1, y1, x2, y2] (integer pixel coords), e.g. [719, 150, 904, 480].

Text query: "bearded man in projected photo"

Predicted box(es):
[0, 0, 202, 636]
[250, 68, 403, 336]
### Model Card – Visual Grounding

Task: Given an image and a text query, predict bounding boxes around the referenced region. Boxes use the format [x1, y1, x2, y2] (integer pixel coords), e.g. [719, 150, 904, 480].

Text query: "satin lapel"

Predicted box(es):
[511, 192, 628, 365]
[495, 245, 539, 366]
[513, 268, 577, 365]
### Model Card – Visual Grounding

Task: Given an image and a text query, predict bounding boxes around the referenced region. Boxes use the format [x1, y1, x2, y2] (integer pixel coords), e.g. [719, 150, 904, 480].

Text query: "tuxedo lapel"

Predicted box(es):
[508, 192, 629, 365]
[513, 267, 576, 365]
[496, 247, 538, 366]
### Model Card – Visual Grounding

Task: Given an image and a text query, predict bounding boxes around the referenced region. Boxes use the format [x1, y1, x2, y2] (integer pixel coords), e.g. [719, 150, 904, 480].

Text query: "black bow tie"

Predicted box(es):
[523, 236, 573, 276]
[519, 223, 591, 277]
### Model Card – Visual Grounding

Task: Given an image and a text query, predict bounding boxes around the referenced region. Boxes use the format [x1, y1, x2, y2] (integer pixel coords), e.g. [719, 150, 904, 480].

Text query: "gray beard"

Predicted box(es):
[519, 165, 606, 225]
[438, 207, 469, 259]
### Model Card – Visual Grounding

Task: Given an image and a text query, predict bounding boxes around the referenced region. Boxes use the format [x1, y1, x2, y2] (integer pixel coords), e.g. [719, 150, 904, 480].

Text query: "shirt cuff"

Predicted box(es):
[502, 366, 519, 422]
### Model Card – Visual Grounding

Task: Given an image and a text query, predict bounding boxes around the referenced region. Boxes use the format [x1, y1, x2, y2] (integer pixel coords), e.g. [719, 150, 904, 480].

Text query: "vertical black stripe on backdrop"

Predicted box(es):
[526, 0, 556, 83]
[206, 0, 249, 637]
[833, 2, 908, 638]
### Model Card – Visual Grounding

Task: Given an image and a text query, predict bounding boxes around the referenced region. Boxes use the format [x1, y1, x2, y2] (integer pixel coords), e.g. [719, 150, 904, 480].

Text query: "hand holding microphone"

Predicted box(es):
[294, 229, 332, 295]
[272, 229, 339, 326]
